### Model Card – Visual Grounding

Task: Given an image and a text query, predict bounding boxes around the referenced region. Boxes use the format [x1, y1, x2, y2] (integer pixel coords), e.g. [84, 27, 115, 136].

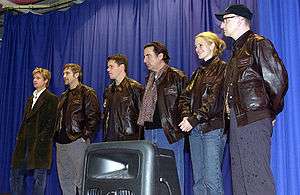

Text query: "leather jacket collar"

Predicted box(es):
[111, 77, 128, 92]
[233, 30, 253, 52]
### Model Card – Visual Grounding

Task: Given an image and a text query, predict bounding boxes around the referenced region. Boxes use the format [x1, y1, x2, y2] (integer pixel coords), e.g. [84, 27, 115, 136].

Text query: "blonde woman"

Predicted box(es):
[179, 32, 227, 195]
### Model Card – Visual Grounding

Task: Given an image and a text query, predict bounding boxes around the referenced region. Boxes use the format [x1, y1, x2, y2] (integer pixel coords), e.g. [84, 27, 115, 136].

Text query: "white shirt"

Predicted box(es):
[31, 87, 46, 109]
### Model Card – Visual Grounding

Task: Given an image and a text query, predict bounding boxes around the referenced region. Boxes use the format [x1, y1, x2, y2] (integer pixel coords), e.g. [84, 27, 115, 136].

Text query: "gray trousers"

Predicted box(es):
[56, 138, 89, 195]
[229, 109, 275, 195]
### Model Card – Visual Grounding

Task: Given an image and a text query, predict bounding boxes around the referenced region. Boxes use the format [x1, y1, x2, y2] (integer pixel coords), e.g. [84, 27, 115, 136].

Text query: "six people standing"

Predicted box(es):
[9, 4, 288, 195]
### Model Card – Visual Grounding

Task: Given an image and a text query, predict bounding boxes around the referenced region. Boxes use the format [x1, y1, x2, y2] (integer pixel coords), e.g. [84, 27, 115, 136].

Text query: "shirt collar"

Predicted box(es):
[33, 87, 46, 98]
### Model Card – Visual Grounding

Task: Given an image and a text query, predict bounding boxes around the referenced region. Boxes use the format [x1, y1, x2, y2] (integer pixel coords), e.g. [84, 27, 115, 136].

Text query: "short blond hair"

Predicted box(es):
[32, 67, 51, 87]
[195, 31, 226, 57]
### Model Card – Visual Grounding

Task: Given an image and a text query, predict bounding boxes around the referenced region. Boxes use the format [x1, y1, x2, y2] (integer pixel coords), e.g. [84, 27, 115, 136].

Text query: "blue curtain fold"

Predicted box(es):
[1, 0, 298, 194]
[259, 1, 300, 194]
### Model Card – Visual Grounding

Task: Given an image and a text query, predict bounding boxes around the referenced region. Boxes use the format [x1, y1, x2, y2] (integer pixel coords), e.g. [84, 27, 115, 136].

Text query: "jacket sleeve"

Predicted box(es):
[178, 75, 193, 119]
[102, 88, 109, 141]
[255, 38, 288, 116]
[132, 84, 145, 139]
[83, 89, 101, 140]
[178, 69, 208, 128]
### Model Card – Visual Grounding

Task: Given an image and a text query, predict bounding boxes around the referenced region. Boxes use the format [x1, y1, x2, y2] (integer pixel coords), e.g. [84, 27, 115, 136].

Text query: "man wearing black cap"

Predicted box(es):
[215, 4, 288, 195]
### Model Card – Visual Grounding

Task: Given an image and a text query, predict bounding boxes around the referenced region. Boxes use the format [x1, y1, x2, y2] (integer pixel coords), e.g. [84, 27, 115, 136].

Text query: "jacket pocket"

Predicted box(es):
[163, 85, 178, 108]
[238, 79, 269, 111]
[237, 56, 253, 68]
[120, 96, 133, 114]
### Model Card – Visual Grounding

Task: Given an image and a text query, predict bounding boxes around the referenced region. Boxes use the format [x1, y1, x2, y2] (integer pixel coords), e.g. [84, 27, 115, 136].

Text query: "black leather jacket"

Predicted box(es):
[225, 31, 288, 126]
[103, 77, 144, 141]
[179, 57, 226, 133]
[55, 83, 100, 143]
[147, 66, 188, 144]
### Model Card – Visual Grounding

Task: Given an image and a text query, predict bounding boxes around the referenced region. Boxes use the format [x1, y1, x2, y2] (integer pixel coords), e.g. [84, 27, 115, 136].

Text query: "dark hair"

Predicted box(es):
[144, 41, 170, 64]
[64, 63, 82, 81]
[107, 54, 128, 73]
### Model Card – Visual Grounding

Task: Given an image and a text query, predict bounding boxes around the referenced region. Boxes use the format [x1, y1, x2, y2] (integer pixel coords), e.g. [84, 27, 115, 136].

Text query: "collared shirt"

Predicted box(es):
[31, 87, 46, 109]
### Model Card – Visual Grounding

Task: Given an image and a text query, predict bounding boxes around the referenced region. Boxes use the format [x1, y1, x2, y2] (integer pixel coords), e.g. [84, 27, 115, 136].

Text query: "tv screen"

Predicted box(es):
[87, 150, 141, 180]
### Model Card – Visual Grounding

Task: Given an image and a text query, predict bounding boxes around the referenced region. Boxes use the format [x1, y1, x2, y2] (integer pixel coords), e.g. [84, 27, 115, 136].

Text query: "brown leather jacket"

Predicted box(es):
[150, 66, 188, 144]
[103, 77, 144, 141]
[179, 57, 226, 133]
[55, 83, 100, 143]
[225, 31, 288, 127]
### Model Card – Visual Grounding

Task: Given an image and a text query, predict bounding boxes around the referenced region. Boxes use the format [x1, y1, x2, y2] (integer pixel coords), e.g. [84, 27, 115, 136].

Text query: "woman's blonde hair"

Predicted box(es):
[195, 31, 226, 57]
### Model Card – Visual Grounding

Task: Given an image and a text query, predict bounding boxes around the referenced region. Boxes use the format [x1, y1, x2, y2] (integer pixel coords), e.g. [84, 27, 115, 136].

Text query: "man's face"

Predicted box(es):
[107, 60, 124, 80]
[144, 46, 162, 72]
[220, 14, 240, 37]
[194, 37, 213, 61]
[63, 68, 78, 86]
[33, 72, 47, 90]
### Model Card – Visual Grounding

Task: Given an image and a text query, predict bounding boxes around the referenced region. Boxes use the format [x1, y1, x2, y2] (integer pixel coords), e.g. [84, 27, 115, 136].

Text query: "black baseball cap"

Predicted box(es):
[215, 4, 253, 21]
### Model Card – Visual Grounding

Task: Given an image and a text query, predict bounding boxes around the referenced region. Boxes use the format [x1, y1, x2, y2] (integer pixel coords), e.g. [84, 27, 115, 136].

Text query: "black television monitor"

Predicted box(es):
[81, 140, 180, 195]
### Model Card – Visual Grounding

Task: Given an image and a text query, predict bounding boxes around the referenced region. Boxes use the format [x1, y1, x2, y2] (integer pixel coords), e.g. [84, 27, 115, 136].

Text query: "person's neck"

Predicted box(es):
[204, 53, 214, 61]
[36, 87, 46, 92]
[232, 27, 250, 41]
[115, 73, 126, 85]
[154, 62, 167, 74]
[69, 80, 80, 90]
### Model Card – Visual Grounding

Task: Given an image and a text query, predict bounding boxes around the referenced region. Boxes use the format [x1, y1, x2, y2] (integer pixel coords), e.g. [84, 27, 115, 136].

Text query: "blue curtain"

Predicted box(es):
[259, 1, 300, 194]
[1, 0, 298, 194]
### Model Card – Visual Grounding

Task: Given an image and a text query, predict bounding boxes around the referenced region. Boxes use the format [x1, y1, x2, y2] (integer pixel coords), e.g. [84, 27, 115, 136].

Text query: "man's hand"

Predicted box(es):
[272, 119, 276, 127]
[179, 117, 193, 132]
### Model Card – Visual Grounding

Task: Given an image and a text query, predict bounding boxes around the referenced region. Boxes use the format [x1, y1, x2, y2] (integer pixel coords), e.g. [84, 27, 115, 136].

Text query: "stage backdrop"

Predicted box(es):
[0, 0, 299, 194]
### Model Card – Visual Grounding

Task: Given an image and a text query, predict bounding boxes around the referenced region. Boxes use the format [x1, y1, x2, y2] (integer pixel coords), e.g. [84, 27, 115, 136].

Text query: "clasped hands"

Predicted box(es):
[179, 117, 193, 132]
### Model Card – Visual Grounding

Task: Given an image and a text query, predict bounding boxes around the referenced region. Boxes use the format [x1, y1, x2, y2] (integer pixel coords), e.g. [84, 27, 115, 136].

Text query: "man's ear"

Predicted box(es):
[120, 64, 125, 71]
[74, 72, 80, 79]
[45, 79, 49, 86]
[158, 53, 164, 60]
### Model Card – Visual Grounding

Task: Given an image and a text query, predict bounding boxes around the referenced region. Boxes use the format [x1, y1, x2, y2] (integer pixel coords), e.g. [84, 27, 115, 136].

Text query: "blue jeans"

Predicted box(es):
[144, 128, 185, 195]
[189, 127, 226, 195]
[10, 168, 48, 195]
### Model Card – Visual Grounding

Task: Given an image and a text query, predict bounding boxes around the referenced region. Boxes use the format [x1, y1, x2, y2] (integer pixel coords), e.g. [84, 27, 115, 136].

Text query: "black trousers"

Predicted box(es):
[229, 109, 275, 195]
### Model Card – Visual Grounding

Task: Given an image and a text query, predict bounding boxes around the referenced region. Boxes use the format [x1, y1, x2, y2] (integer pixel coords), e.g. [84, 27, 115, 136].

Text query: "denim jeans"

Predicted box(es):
[189, 127, 226, 195]
[10, 168, 48, 195]
[144, 128, 185, 195]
